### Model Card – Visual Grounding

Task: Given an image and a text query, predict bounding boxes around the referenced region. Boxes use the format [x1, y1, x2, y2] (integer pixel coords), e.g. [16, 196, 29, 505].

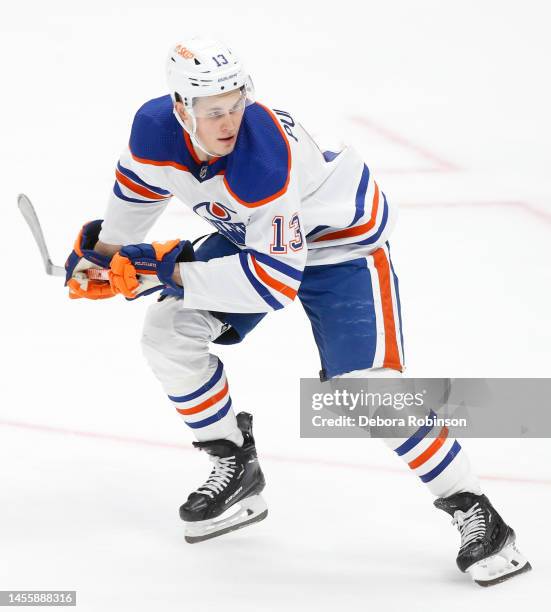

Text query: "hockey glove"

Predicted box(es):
[65, 220, 115, 300]
[109, 240, 195, 300]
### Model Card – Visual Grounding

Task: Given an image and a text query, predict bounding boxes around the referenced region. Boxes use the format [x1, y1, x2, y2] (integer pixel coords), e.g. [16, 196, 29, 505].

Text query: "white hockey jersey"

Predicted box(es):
[99, 95, 396, 313]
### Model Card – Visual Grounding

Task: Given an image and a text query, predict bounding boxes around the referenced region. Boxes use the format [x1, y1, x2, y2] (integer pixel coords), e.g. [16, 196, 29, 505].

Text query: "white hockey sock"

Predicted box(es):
[382, 414, 482, 497]
[336, 368, 481, 498]
[167, 356, 244, 446]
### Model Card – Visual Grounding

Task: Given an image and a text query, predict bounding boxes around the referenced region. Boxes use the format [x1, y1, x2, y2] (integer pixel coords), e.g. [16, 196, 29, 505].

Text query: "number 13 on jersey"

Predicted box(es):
[270, 213, 304, 254]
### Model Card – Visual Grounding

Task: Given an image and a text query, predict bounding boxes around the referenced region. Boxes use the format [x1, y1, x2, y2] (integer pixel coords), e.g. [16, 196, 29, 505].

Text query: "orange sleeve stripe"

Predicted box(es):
[223, 103, 291, 208]
[314, 183, 380, 242]
[130, 150, 190, 172]
[176, 380, 229, 416]
[115, 169, 168, 201]
[372, 248, 401, 371]
[250, 256, 297, 300]
[408, 427, 449, 469]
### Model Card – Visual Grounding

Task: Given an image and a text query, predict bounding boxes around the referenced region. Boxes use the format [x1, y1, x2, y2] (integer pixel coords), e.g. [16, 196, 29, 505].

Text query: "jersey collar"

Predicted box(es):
[181, 130, 227, 182]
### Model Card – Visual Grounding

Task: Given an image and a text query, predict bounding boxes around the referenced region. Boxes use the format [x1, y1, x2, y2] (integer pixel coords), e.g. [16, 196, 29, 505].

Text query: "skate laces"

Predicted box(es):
[196, 456, 237, 498]
[452, 503, 486, 549]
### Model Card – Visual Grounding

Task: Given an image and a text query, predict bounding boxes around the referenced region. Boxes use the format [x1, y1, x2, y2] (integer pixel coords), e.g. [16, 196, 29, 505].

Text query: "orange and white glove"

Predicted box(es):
[109, 240, 195, 300]
[65, 220, 115, 300]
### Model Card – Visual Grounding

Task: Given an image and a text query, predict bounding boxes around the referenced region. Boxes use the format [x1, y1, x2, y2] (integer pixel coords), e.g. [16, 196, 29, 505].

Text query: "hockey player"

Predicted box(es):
[64, 38, 531, 586]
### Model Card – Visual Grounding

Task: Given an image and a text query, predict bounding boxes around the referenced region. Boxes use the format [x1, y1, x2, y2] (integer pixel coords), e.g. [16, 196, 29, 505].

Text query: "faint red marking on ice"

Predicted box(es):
[349, 116, 460, 173]
[374, 167, 454, 175]
[348, 116, 551, 227]
[1, 418, 550, 488]
[400, 200, 551, 224]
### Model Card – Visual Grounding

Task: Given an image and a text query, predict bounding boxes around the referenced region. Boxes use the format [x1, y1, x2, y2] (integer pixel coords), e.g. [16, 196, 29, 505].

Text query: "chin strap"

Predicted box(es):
[172, 107, 218, 159]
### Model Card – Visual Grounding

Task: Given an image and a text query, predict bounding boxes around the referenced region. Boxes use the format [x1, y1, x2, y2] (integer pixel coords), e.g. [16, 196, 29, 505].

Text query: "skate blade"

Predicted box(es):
[184, 494, 268, 544]
[467, 535, 532, 587]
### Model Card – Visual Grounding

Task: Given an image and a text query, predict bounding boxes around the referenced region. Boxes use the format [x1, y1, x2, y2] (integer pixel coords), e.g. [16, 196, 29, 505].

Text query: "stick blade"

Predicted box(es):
[17, 193, 65, 277]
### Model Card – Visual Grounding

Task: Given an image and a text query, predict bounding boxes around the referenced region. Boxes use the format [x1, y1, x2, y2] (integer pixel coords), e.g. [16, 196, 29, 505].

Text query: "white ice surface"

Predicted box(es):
[1, 1, 550, 610]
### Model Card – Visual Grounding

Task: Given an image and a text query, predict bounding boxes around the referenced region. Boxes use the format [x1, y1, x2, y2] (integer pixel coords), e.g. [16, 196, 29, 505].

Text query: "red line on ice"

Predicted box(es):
[1, 418, 550, 488]
[349, 116, 460, 172]
[400, 200, 551, 225]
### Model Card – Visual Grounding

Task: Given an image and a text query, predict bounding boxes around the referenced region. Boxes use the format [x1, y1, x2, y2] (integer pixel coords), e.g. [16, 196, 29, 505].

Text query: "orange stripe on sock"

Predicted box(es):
[372, 248, 401, 371]
[408, 427, 449, 469]
[176, 380, 229, 416]
[250, 256, 297, 300]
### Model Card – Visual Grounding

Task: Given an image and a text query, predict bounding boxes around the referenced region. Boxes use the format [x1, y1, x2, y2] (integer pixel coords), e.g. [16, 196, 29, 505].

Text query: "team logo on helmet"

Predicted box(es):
[175, 44, 194, 59]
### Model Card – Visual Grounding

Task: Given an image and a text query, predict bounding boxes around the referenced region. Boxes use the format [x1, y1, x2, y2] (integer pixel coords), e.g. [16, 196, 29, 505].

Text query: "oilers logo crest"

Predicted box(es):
[193, 201, 246, 246]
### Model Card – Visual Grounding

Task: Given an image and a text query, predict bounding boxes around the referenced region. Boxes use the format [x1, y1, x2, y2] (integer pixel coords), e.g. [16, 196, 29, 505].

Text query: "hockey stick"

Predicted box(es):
[17, 194, 109, 280]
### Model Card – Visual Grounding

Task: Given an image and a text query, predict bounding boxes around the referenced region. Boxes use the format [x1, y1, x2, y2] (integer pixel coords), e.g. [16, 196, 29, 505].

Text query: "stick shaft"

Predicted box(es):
[17, 194, 106, 279]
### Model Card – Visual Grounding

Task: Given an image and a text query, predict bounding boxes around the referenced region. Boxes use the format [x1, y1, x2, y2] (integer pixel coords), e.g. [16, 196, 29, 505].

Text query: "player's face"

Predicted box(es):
[192, 90, 246, 157]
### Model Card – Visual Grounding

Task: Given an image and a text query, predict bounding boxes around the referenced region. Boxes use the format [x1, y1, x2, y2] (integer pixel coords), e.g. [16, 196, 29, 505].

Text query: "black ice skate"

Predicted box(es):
[180, 412, 267, 543]
[434, 492, 531, 586]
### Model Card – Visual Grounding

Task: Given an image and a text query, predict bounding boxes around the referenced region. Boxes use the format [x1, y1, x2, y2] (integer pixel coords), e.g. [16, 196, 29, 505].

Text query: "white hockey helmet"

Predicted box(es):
[166, 38, 254, 155]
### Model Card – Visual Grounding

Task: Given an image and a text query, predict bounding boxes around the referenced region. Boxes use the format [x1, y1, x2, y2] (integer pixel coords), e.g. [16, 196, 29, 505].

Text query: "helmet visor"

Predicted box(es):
[190, 77, 255, 119]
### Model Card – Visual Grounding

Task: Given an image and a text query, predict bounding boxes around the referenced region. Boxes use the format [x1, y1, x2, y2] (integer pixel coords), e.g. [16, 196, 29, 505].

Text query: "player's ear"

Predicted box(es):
[174, 101, 188, 122]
